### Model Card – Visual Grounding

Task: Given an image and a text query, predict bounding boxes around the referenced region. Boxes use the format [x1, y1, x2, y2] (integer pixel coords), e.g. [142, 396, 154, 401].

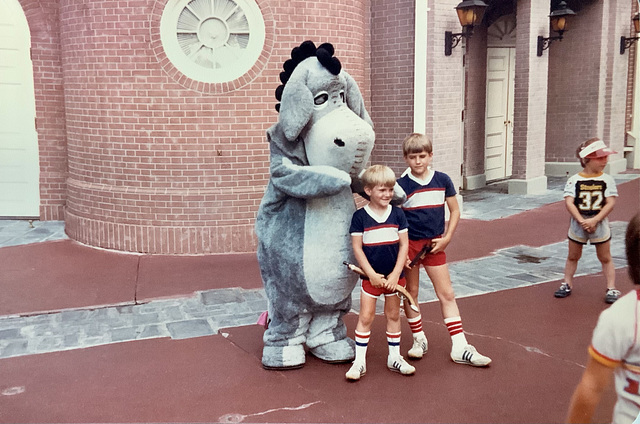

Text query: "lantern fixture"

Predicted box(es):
[621, 12, 640, 54]
[444, 0, 488, 56]
[537, 1, 576, 57]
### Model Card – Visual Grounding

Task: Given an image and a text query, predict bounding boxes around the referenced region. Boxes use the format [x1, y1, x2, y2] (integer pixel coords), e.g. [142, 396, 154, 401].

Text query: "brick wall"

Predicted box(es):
[52, 0, 369, 254]
[545, 0, 630, 164]
[428, 0, 466, 189]
[545, 1, 604, 163]
[370, 0, 476, 189]
[20, 0, 67, 220]
[368, 0, 415, 176]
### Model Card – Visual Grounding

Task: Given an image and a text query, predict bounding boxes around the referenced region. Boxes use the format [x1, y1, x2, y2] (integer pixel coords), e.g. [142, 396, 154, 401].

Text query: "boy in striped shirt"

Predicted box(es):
[346, 165, 414, 380]
[396, 133, 491, 367]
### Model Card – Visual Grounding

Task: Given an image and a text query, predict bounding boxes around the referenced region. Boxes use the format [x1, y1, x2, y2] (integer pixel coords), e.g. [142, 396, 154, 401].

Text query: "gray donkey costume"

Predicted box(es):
[256, 41, 375, 369]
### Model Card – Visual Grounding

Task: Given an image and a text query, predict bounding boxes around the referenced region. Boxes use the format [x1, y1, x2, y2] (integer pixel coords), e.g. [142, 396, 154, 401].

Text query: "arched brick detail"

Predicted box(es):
[149, 0, 276, 94]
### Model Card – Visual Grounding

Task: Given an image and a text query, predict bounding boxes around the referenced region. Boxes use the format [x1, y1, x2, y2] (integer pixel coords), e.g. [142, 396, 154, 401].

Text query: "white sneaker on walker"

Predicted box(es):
[451, 344, 491, 367]
[387, 355, 415, 375]
[408, 335, 428, 359]
[345, 362, 366, 381]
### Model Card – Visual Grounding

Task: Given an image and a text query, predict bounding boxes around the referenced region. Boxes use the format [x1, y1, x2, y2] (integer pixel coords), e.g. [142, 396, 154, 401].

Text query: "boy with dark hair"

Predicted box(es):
[396, 133, 491, 366]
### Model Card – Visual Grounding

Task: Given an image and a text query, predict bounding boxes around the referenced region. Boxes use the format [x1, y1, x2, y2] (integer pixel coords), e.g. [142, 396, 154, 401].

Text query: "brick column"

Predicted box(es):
[427, 0, 465, 190]
[509, 0, 549, 195]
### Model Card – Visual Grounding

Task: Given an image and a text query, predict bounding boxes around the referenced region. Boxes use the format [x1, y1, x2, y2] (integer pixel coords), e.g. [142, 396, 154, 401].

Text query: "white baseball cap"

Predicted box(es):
[579, 139, 617, 159]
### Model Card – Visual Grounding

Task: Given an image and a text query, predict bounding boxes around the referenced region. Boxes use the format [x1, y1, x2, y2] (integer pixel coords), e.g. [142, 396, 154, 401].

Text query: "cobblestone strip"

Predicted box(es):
[0, 288, 268, 360]
[0, 222, 629, 360]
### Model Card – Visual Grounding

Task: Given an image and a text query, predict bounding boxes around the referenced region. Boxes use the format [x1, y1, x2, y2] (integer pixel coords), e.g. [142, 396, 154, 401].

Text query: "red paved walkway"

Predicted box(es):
[1, 270, 632, 423]
[0, 178, 638, 422]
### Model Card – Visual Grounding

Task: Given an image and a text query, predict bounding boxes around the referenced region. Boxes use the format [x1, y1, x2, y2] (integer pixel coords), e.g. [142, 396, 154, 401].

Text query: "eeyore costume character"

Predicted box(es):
[256, 41, 375, 369]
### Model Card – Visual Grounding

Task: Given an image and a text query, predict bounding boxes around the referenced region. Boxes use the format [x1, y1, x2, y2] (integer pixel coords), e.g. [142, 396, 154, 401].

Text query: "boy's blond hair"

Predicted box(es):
[576, 137, 600, 167]
[402, 133, 433, 156]
[361, 164, 396, 189]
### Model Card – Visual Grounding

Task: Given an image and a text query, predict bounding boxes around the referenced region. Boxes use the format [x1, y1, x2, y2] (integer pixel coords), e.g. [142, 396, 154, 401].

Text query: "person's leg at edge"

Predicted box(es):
[426, 263, 491, 366]
[404, 265, 428, 359]
[345, 292, 375, 380]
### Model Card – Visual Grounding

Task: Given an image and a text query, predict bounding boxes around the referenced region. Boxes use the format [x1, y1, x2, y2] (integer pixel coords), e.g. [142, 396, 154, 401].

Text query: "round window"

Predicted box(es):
[160, 0, 266, 84]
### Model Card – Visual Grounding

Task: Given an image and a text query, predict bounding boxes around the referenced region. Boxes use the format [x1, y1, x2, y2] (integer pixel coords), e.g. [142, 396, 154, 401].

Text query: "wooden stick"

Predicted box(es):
[408, 243, 432, 268]
[343, 262, 420, 312]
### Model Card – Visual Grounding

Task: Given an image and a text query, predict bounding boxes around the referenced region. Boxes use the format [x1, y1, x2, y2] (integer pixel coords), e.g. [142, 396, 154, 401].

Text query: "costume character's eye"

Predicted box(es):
[314, 92, 329, 106]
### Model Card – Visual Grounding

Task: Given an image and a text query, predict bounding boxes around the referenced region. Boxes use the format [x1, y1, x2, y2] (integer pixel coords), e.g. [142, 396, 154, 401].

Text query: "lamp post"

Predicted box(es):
[537, 1, 576, 57]
[444, 0, 488, 56]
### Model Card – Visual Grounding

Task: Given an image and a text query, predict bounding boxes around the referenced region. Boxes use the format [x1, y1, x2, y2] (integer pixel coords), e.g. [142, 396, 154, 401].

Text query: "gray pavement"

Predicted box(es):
[0, 173, 638, 360]
[461, 175, 626, 220]
[0, 219, 67, 248]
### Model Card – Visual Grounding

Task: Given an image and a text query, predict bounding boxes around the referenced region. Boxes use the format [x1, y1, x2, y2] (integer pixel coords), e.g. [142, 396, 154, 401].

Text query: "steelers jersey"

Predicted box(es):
[589, 290, 640, 424]
[564, 172, 618, 217]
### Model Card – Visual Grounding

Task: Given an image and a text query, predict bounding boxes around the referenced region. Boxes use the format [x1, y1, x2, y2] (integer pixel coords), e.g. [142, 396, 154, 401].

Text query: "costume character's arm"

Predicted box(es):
[271, 155, 352, 199]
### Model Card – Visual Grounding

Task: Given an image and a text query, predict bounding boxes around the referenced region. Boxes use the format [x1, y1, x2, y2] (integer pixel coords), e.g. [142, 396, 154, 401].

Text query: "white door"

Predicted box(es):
[484, 47, 515, 182]
[0, 0, 40, 218]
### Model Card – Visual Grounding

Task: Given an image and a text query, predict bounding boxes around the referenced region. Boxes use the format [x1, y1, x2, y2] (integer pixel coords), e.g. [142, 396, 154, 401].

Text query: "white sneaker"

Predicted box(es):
[408, 335, 428, 359]
[387, 356, 415, 375]
[345, 362, 366, 381]
[451, 344, 491, 367]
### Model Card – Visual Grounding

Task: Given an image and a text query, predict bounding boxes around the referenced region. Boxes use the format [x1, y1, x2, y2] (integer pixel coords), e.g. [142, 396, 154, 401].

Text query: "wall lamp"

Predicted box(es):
[537, 1, 576, 57]
[444, 0, 488, 56]
[620, 12, 640, 54]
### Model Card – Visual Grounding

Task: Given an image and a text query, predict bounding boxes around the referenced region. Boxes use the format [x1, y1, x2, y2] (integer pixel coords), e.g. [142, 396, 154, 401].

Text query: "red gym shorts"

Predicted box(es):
[408, 238, 447, 267]
[362, 277, 406, 298]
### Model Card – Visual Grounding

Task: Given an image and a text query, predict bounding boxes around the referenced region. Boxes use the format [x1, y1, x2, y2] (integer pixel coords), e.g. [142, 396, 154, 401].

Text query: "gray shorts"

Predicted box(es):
[568, 217, 611, 245]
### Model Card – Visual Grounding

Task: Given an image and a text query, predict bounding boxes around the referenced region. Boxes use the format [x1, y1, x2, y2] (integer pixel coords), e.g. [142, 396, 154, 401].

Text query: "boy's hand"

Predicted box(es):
[405, 255, 413, 268]
[370, 274, 386, 288]
[430, 236, 450, 254]
[581, 218, 597, 233]
[384, 275, 399, 292]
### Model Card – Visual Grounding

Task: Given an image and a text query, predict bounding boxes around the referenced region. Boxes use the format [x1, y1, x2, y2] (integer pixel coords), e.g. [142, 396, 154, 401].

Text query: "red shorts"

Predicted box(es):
[408, 238, 447, 267]
[361, 277, 406, 298]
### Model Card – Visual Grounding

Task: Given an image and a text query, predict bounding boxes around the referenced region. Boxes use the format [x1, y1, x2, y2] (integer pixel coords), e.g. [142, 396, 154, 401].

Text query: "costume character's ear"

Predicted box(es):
[278, 70, 314, 141]
[343, 71, 373, 127]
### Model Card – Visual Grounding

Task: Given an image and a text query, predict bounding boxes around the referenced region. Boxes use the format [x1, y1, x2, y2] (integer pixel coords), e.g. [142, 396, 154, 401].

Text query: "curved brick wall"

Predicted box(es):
[59, 0, 368, 254]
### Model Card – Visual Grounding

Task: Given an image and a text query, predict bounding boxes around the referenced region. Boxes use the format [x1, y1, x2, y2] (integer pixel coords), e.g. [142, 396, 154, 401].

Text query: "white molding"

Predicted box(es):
[507, 175, 547, 195]
[413, 1, 429, 133]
